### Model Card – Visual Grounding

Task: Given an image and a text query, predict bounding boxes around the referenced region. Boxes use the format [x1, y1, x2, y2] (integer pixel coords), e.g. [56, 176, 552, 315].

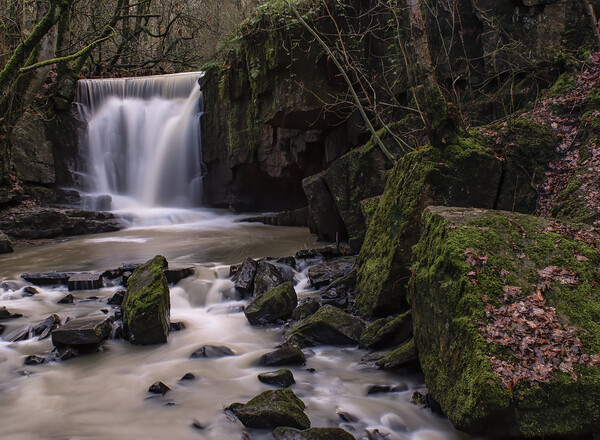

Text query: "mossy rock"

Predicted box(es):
[287, 304, 366, 347]
[122, 255, 170, 345]
[230, 388, 310, 430]
[244, 282, 297, 325]
[272, 426, 354, 440]
[0, 231, 13, 254]
[375, 338, 418, 370]
[360, 310, 412, 350]
[412, 206, 600, 437]
[355, 137, 502, 317]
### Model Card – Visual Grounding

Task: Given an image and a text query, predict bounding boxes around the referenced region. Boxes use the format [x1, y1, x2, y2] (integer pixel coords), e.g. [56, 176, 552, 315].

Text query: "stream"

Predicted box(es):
[0, 210, 471, 440]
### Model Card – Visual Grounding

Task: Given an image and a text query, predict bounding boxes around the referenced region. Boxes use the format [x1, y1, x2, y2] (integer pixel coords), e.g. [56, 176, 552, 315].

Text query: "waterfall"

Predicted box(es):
[75, 72, 205, 209]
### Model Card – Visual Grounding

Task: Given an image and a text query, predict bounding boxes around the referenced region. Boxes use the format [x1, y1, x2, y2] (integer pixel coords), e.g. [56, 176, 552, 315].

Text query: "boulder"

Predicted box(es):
[287, 305, 365, 347]
[411, 206, 600, 437]
[258, 369, 295, 388]
[0, 306, 23, 320]
[107, 290, 125, 305]
[21, 272, 73, 286]
[68, 272, 103, 291]
[320, 270, 356, 310]
[0, 231, 13, 254]
[260, 345, 306, 366]
[163, 267, 195, 284]
[244, 282, 297, 325]
[122, 255, 170, 345]
[292, 299, 321, 321]
[253, 261, 293, 296]
[51, 316, 112, 346]
[232, 257, 258, 297]
[190, 345, 235, 358]
[360, 311, 412, 350]
[22, 286, 39, 296]
[375, 339, 418, 370]
[301, 172, 347, 242]
[229, 388, 310, 430]
[307, 257, 355, 288]
[272, 427, 354, 440]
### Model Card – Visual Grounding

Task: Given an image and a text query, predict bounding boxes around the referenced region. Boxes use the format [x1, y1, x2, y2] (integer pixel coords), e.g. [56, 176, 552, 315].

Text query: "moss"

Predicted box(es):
[232, 388, 310, 430]
[244, 281, 297, 325]
[412, 207, 600, 436]
[545, 72, 577, 98]
[376, 338, 418, 370]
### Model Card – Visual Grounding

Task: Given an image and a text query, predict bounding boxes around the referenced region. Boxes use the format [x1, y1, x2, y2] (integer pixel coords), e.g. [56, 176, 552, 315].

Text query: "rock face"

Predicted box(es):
[10, 112, 56, 184]
[229, 388, 310, 429]
[51, 316, 112, 346]
[302, 172, 347, 242]
[244, 282, 297, 325]
[122, 255, 170, 345]
[0, 231, 13, 253]
[412, 207, 600, 437]
[287, 305, 365, 347]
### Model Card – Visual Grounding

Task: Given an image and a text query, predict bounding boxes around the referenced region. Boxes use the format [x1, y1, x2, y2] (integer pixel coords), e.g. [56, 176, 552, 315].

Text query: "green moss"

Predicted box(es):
[244, 281, 297, 325]
[546, 72, 577, 98]
[376, 338, 418, 370]
[233, 388, 310, 430]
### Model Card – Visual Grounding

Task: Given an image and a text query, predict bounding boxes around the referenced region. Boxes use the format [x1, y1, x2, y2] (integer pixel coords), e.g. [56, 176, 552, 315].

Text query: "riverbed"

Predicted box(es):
[0, 209, 470, 440]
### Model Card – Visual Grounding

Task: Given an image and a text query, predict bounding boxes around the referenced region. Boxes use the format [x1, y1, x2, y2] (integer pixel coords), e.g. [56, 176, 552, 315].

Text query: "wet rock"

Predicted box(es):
[68, 272, 103, 291]
[34, 314, 60, 340]
[1, 280, 19, 291]
[276, 256, 296, 269]
[253, 261, 293, 296]
[360, 311, 412, 350]
[272, 427, 355, 440]
[0, 324, 4, 335]
[229, 388, 310, 429]
[51, 316, 112, 346]
[122, 255, 170, 345]
[302, 172, 347, 242]
[244, 282, 297, 325]
[53, 345, 79, 361]
[336, 410, 358, 423]
[367, 383, 408, 395]
[292, 299, 321, 321]
[191, 420, 205, 430]
[24, 355, 45, 365]
[242, 206, 313, 229]
[57, 294, 74, 304]
[376, 339, 419, 370]
[190, 345, 235, 358]
[258, 369, 295, 388]
[295, 244, 352, 260]
[107, 290, 125, 305]
[148, 381, 171, 395]
[180, 372, 195, 381]
[6, 326, 32, 342]
[164, 267, 195, 284]
[0, 231, 13, 254]
[287, 305, 365, 347]
[22, 286, 39, 297]
[0, 306, 23, 320]
[232, 257, 258, 297]
[308, 257, 355, 288]
[260, 345, 306, 366]
[170, 321, 185, 331]
[21, 272, 73, 286]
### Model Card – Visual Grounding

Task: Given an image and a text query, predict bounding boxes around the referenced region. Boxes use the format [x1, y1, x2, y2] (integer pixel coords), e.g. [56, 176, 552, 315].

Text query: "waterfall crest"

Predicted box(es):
[75, 72, 205, 209]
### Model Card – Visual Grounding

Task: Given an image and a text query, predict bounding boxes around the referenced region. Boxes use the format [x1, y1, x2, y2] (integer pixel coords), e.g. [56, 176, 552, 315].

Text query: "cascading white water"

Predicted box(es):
[75, 72, 205, 209]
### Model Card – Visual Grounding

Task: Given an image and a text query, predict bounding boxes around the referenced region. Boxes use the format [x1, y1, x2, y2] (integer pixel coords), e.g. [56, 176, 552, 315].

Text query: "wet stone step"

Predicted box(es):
[21, 272, 74, 286]
[51, 316, 112, 346]
[68, 273, 104, 291]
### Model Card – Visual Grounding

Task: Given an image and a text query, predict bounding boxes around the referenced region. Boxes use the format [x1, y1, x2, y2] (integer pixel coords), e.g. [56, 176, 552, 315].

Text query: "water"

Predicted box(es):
[0, 218, 470, 440]
[75, 72, 205, 209]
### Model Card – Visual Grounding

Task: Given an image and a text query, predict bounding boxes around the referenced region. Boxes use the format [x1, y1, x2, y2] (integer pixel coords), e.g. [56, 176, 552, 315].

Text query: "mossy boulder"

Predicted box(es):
[375, 338, 418, 370]
[244, 282, 297, 325]
[355, 138, 502, 317]
[287, 304, 365, 347]
[229, 388, 310, 429]
[411, 206, 600, 437]
[122, 255, 170, 345]
[272, 426, 354, 440]
[360, 311, 412, 350]
[253, 261, 294, 296]
[0, 231, 13, 254]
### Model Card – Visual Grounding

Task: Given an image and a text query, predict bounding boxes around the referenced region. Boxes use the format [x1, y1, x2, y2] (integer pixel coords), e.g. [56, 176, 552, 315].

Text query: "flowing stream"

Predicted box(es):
[0, 73, 472, 439]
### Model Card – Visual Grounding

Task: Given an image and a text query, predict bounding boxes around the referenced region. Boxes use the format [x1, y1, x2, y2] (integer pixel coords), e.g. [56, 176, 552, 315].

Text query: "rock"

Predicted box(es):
[244, 282, 297, 325]
[1, 280, 19, 291]
[276, 256, 296, 269]
[253, 261, 293, 296]
[0, 324, 4, 335]
[367, 383, 408, 395]
[191, 420, 205, 430]
[232, 257, 258, 297]
[68, 272, 103, 291]
[360, 311, 412, 350]
[190, 345, 235, 358]
[242, 207, 313, 229]
[292, 299, 321, 321]
[258, 369, 295, 388]
[53, 346, 79, 361]
[24, 355, 45, 365]
[163, 267, 195, 284]
[10, 112, 55, 184]
[51, 316, 112, 346]
[375, 339, 418, 370]
[21, 272, 73, 286]
[360, 195, 381, 228]
[179, 372, 195, 381]
[287, 305, 365, 347]
[22, 286, 39, 296]
[122, 255, 170, 345]
[308, 257, 355, 288]
[0, 306, 23, 320]
[6, 327, 32, 342]
[148, 381, 170, 395]
[295, 244, 352, 260]
[169, 321, 185, 331]
[411, 207, 600, 437]
[107, 290, 125, 305]
[302, 172, 347, 242]
[272, 427, 355, 440]
[229, 388, 310, 430]
[260, 345, 306, 366]
[0, 231, 13, 254]
[57, 294, 74, 304]
[34, 314, 60, 340]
